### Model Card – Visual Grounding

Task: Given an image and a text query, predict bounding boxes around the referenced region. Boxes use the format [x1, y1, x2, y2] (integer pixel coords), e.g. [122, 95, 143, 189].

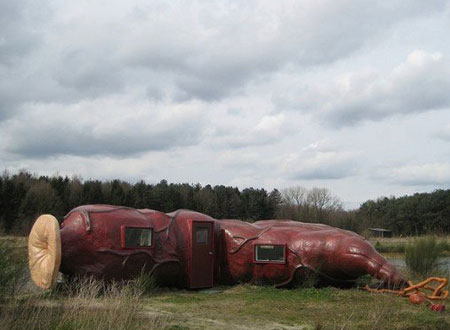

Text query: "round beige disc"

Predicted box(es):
[28, 214, 61, 289]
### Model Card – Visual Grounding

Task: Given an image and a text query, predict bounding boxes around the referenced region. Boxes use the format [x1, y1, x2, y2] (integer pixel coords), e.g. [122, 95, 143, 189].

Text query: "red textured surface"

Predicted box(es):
[60, 205, 181, 285]
[59, 205, 405, 288]
[218, 219, 405, 287]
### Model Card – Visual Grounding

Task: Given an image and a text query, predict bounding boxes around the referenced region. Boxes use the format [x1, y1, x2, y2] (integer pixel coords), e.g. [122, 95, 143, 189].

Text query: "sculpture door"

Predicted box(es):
[190, 221, 214, 288]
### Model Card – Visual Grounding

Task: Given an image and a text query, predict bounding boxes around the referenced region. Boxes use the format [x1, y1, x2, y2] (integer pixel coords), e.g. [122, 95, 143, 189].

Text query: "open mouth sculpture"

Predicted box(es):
[28, 204, 405, 290]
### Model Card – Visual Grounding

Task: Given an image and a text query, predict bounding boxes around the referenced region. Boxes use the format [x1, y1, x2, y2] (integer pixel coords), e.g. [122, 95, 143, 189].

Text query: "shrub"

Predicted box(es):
[0, 237, 27, 297]
[130, 270, 158, 296]
[405, 236, 444, 278]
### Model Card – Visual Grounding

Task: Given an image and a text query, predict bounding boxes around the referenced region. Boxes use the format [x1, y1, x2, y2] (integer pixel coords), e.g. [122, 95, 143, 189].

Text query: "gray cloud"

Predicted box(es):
[2, 0, 446, 123]
[1, 0, 450, 206]
[0, 101, 206, 158]
[292, 165, 357, 181]
[0, 0, 47, 65]
[217, 114, 289, 149]
[330, 52, 450, 126]
[283, 51, 450, 127]
[53, 49, 124, 96]
[127, 0, 446, 102]
[0, 0, 51, 120]
[373, 163, 450, 187]
[436, 124, 450, 142]
[282, 141, 359, 181]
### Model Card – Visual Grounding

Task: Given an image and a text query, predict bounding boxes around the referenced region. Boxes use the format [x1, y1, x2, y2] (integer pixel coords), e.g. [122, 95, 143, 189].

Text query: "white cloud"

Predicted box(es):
[0, 97, 207, 157]
[221, 114, 288, 148]
[375, 163, 450, 186]
[1, 0, 450, 207]
[282, 140, 360, 180]
[280, 50, 450, 127]
[436, 124, 450, 142]
[1, 0, 447, 121]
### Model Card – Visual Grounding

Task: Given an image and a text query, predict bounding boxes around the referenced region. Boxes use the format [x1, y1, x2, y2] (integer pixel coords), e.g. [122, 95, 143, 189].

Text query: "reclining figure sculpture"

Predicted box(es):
[28, 205, 405, 290]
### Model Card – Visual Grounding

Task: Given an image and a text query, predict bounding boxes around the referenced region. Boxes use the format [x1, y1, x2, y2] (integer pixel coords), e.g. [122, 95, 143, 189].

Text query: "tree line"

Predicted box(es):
[0, 170, 448, 236]
[358, 191, 450, 235]
[0, 170, 280, 234]
[277, 186, 450, 235]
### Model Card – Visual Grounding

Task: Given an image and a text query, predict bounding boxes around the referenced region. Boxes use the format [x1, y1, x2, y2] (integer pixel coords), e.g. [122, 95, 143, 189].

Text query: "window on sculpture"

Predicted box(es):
[195, 227, 209, 245]
[254, 244, 285, 262]
[124, 227, 152, 247]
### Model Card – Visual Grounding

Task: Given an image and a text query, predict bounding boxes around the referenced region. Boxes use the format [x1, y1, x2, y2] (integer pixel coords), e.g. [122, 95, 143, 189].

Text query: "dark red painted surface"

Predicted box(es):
[59, 205, 405, 289]
[191, 221, 214, 288]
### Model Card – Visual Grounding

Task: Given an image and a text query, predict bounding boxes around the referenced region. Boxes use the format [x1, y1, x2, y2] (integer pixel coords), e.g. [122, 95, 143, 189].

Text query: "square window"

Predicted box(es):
[124, 227, 152, 247]
[195, 227, 209, 245]
[255, 244, 285, 262]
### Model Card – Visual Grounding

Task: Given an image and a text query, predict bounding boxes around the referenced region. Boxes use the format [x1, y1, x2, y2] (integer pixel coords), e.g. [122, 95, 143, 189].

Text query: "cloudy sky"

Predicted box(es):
[1, 0, 450, 208]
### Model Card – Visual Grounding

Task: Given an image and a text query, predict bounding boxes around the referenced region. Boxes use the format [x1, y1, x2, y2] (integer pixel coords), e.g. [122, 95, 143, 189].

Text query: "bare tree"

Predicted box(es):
[281, 186, 307, 207]
[306, 187, 342, 212]
[278, 186, 343, 223]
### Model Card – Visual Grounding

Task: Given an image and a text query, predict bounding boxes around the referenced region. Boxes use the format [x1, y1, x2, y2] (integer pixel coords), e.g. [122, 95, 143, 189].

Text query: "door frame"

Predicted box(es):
[190, 220, 214, 288]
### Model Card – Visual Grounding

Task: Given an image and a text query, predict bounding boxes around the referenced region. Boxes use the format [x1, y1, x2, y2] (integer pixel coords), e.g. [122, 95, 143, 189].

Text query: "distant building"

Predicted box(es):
[368, 228, 392, 238]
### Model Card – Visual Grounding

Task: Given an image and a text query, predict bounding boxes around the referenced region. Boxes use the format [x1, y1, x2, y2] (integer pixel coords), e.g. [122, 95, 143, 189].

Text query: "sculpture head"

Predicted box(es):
[378, 262, 407, 288]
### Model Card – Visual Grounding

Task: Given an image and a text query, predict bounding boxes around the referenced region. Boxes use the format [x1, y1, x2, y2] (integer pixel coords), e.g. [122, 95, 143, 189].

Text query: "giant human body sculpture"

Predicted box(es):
[28, 205, 405, 289]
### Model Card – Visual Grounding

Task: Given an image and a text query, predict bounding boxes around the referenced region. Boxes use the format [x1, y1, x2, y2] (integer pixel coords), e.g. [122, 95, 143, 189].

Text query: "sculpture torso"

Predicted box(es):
[57, 205, 404, 288]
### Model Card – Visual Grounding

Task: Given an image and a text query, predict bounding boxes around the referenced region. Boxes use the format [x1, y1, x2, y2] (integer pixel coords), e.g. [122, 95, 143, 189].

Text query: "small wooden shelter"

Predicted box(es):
[368, 228, 393, 238]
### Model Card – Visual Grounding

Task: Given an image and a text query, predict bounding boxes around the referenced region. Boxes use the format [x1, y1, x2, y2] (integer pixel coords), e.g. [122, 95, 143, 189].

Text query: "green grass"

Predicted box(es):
[371, 236, 450, 257]
[0, 236, 27, 297]
[2, 235, 450, 329]
[142, 284, 450, 329]
[3, 283, 450, 330]
[405, 237, 447, 278]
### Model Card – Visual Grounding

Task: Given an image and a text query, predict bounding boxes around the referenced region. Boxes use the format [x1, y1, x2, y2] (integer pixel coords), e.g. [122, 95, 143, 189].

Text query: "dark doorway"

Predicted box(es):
[190, 221, 214, 288]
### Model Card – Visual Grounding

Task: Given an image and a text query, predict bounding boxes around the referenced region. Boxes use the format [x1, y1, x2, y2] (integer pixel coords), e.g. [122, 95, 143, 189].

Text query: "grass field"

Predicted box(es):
[1, 235, 449, 330]
[140, 284, 450, 329]
[368, 236, 450, 255]
[2, 283, 449, 330]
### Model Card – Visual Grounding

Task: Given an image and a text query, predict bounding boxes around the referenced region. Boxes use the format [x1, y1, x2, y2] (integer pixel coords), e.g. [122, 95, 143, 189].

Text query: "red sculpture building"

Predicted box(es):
[28, 205, 405, 290]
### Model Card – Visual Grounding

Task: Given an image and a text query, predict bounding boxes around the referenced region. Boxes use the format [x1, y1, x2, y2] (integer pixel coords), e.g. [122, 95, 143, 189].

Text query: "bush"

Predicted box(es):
[0, 237, 27, 297]
[405, 236, 444, 278]
[131, 270, 158, 296]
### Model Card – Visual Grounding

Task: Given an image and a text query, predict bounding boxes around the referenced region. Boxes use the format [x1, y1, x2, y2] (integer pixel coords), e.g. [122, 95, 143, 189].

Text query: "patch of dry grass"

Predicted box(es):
[0, 277, 169, 330]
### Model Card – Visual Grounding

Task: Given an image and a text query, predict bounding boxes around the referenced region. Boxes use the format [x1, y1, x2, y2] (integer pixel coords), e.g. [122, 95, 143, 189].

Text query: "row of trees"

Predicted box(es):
[276, 186, 450, 235]
[0, 171, 280, 234]
[0, 170, 449, 235]
[358, 190, 450, 235]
